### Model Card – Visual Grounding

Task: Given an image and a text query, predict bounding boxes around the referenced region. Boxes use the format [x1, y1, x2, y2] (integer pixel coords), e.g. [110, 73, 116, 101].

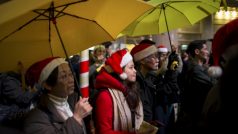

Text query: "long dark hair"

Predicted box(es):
[110, 72, 140, 113]
[124, 81, 140, 113]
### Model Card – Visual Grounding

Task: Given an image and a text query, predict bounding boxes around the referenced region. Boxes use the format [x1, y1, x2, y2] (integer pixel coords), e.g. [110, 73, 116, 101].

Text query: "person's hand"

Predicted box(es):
[169, 61, 178, 71]
[73, 97, 93, 125]
[148, 120, 165, 127]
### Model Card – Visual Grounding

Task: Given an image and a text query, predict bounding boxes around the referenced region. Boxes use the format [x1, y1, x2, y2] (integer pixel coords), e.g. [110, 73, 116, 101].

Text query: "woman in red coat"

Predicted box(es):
[94, 49, 143, 134]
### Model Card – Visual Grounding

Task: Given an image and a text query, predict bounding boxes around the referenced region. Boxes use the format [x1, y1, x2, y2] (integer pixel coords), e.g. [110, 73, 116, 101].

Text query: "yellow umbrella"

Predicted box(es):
[119, 0, 221, 48]
[0, 0, 152, 72]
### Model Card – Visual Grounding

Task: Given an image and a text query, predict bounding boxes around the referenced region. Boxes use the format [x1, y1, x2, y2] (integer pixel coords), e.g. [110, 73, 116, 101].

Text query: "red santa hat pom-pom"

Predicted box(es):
[104, 49, 133, 80]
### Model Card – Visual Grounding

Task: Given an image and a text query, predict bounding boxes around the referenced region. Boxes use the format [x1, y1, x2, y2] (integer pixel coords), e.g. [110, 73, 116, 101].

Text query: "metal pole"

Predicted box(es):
[162, 4, 172, 50]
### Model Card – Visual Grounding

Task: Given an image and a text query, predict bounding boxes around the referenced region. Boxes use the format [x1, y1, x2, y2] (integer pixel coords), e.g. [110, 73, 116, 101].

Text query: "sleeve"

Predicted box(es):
[177, 55, 183, 73]
[192, 67, 213, 87]
[2, 76, 41, 107]
[157, 70, 180, 94]
[95, 90, 135, 134]
[156, 70, 180, 104]
[24, 109, 85, 134]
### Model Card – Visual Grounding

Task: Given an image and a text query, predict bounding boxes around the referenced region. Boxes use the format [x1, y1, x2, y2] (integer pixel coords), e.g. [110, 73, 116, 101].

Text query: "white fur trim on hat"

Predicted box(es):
[120, 52, 133, 67]
[158, 47, 168, 53]
[39, 58, 67, 84]
[134, 45, 158, 62]
[120, 72, 128, 80]
[207, 66, 222, 78]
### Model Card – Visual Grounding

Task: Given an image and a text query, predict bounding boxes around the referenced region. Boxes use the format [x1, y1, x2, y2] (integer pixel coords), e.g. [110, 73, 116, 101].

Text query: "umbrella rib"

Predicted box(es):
[164, 3, 193, 24]
[54, 10, 94, 22]
[54, 9, 115, 40]
[55, 5, 68, 18]
[197, 5, 213, 15]
[34, 10, 49, 19]
[48, 9, 53, 56]
[0, 9, 49, 42]
[163, 1, 218, 20]
[32, 0, 88, 20]
[157, 7, 163, 33]
[130, 8, 157, 36]
[161, 4, 172, 48]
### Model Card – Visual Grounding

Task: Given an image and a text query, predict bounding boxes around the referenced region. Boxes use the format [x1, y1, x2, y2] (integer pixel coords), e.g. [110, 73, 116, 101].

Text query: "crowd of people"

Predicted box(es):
[1, 18, 238, 134]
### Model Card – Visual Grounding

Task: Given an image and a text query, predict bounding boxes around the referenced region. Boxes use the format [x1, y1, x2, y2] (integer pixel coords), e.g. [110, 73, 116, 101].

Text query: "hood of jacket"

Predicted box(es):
[95, 68, 126, 93]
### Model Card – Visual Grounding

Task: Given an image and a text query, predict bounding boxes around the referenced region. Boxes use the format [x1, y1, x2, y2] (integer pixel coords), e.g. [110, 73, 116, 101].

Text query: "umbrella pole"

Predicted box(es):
[52, 19, 81, 98]
[162, 4, 172, 50]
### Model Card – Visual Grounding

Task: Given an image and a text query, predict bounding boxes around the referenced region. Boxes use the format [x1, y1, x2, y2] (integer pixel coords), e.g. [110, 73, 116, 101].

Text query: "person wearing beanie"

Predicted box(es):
[24, 57, 92, 134]
[93, 49, 145, 134]
[157, 44, 169, 75]
[156, 44, 181, 134]
[90, 45, 106, 67]
[131, 39, 179, 134]
[130, 39, 158, 125]
[89, 45, 107, 99]
[177, 40, 215, 134]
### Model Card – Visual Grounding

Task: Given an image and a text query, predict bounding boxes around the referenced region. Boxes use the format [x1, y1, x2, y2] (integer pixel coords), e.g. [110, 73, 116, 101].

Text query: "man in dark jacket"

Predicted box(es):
[131, 39, 159, 123]
[131, 39, 180, 134]
[178, 40, 214, 134]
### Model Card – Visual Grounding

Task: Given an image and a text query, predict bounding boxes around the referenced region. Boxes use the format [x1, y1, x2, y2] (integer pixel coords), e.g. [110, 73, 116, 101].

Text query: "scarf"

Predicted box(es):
[48, 94, 73, 120]
[108, 88, 143, 132]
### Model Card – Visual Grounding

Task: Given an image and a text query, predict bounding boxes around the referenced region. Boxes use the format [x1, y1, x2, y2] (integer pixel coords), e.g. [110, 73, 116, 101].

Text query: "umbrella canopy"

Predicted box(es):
[0, 0, 152, 72]
[119, 0, 221, 45]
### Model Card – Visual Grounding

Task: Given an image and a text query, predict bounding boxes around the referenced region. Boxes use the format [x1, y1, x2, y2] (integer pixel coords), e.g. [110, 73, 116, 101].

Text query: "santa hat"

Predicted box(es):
[130, 43, 158, 62]
[208, 18, 238, 78]
[25, 57, 67, 86]
[103, 49, 132, 80]
[157, 45, 168, 53]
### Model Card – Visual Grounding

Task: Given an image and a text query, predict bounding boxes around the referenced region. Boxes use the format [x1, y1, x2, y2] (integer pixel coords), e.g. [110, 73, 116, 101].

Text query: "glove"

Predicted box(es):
[170, 61, 178, 71]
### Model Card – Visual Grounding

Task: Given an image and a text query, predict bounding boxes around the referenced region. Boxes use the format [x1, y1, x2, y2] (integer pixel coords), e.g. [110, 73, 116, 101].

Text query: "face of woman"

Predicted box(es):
[124, 60, 137, 82]
[50, 63, 75, 98]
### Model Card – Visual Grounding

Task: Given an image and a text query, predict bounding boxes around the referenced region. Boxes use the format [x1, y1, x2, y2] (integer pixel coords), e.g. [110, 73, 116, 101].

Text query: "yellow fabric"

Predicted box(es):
[119, 0, 221, 37]
[138, 121, 158, 134]
[0, 0, 153, 72]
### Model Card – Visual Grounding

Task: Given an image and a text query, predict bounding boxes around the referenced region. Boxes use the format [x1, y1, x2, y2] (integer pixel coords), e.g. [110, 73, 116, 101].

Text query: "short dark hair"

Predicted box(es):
[139, 39, 155, 45]
[186, 40, 206, 57]
[102, 41, 112, 48]
[45, 67, 58, 87]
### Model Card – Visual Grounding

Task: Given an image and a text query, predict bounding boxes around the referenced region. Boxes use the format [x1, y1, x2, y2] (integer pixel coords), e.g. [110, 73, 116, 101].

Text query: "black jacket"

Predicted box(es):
[136, 69, 180, 122]
[0, 73, 42, 124]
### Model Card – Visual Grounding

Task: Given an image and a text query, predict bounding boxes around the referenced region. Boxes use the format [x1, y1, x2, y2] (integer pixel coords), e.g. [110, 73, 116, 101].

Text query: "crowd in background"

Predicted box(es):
[1, 18, 238, 134]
